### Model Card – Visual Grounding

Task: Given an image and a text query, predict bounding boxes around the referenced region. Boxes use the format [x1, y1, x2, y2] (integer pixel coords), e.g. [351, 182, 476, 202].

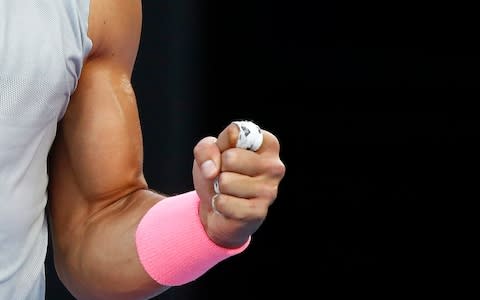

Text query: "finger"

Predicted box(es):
[255, 129, 281, 154]
[216, 121, 280, 154]
[220, 148, 283, 177]
[215, 122, 241, 152]
[212, 193, 271, 221]
[215, 172, 280, 201]
[193, 136, 221, 179]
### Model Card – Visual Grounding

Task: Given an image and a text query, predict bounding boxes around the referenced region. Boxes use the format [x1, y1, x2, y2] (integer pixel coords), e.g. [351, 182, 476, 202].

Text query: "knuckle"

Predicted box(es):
[268, 159, 286, 178]
[267, 131, 280, 146]
[263, 185, 278, 201]
[262, 130, 280, 148]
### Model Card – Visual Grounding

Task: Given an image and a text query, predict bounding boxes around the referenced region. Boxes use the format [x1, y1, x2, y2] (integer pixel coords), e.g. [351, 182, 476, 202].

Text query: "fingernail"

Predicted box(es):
[201, 160, 217, 178]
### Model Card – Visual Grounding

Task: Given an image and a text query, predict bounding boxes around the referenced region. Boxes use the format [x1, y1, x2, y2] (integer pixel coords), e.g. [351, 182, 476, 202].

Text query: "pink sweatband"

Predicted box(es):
[135, 191, 251, 286]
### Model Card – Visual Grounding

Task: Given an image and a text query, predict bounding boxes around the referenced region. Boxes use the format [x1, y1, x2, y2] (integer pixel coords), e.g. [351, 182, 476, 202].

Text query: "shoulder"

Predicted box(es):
[86, 0, 142, 66]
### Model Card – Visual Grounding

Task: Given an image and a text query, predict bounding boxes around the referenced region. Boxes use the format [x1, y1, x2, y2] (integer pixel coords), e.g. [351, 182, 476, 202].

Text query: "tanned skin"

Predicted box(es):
[47, 0, 285, 299]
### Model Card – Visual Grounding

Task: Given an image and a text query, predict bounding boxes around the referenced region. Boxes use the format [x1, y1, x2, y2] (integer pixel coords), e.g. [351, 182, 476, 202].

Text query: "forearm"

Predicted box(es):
[50, 189, 168, 300]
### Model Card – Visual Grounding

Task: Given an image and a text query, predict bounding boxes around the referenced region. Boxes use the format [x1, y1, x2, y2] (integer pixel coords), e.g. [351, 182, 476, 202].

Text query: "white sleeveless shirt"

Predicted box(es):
[0, 1, 92, 299]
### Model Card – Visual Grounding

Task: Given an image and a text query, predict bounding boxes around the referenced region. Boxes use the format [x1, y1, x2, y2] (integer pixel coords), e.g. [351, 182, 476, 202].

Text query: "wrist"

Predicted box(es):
[135, 190, 250, 286]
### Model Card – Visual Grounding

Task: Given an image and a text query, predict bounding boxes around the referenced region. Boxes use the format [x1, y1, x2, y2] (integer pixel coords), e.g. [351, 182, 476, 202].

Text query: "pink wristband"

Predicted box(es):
[135, 191, 251, 286]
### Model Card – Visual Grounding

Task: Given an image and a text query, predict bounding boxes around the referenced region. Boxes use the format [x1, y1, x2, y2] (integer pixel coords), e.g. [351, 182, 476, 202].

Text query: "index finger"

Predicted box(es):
[216, 121, 280, 154]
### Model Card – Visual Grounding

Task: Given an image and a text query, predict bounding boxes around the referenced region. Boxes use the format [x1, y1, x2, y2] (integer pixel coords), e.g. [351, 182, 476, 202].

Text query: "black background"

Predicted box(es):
[46, 1, 478, 299]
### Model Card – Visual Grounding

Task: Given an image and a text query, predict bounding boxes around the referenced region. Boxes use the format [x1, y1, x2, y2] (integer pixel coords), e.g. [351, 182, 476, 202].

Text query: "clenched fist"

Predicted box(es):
[192, 121, 286, 248]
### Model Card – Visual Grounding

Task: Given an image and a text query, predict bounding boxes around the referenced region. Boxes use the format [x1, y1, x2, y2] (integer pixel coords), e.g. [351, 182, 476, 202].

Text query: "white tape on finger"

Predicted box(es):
[232, 121, 263, 152]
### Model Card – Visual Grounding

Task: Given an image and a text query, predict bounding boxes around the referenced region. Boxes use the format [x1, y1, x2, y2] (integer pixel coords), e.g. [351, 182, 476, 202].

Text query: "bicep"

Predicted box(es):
[52, 59, 147, 202]
[49, 0, 146, 211]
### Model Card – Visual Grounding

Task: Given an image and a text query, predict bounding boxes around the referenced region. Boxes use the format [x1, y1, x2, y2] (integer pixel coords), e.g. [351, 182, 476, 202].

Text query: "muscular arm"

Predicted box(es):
[48, 0, 168, 298]
[48, 1, 285, 299]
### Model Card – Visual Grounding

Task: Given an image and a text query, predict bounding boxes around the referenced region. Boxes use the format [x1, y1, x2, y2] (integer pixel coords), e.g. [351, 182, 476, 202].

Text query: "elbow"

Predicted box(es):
[49, 197, 167, 300]
[54, 245, 168, 300]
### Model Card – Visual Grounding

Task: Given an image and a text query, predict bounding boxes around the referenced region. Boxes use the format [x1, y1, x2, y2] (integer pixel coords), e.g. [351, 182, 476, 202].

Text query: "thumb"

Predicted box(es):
[192, 136, 221, 204]
[193, 136, 221, 179]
